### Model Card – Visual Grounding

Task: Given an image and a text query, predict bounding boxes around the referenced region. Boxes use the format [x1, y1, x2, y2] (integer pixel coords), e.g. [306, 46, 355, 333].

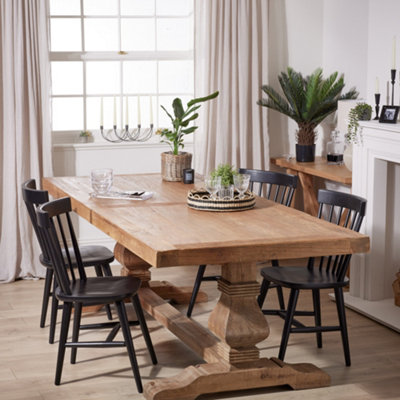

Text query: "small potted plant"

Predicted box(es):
[79, 130, 93, 143]
[158, 91, 219, 181]
[345, 102, 372, 144]
[343, 102, 372, 170]
[210, 164, 237, 199]
[258, 67, 358, 162]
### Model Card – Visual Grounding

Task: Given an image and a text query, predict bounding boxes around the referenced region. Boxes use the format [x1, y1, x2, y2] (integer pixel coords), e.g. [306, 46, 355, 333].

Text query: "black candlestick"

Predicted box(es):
[374, 93, 380, 120]
[391, 69, 396, 105]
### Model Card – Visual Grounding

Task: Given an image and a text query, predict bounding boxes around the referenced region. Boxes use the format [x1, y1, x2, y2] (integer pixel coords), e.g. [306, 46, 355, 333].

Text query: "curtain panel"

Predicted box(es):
[194, 0, 269, 176]
[0, 0, 52, 282]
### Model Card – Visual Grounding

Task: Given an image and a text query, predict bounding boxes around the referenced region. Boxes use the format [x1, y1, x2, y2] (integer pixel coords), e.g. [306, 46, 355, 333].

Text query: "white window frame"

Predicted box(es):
[49, 0, 194, 141]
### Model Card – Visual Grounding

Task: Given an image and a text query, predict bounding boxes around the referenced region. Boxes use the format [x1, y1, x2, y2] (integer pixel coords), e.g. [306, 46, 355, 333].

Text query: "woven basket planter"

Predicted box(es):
[161, 151, 192, 182]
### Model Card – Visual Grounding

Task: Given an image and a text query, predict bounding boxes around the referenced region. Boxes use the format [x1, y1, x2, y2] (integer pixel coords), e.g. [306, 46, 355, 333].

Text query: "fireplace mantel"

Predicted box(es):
[345, 120, 400, 332]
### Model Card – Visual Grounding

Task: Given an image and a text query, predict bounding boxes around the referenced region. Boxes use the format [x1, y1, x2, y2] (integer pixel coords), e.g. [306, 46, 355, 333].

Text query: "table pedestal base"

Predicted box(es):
[139, 287, 330, 400]
[116, 244, 331, 400]
[144, 358, 330, 400]
[115, 243, 207, 305]
[149, 280, 208, 304]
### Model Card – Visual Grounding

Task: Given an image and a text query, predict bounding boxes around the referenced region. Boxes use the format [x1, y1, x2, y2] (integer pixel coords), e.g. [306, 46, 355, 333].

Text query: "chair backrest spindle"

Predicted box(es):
[22, 179, 51, 262]
[238, 168, 298, 207]
[37, 197, 86, 295]
[310, 189, 366, 281]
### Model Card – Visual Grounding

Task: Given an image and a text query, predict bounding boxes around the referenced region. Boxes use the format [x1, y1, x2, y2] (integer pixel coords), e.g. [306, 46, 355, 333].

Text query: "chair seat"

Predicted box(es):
[40, 245, 114, 268]
[260, 266, 349, 289]
[56, 276, 141, 304]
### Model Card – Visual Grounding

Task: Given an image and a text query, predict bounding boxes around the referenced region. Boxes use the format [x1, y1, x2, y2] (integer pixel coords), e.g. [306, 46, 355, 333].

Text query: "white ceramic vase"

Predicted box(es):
[343, 144, 353, 171]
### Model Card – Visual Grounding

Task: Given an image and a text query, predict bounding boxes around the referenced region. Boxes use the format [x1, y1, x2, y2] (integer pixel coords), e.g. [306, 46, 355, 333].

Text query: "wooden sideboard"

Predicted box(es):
[271, 156, 352, 215]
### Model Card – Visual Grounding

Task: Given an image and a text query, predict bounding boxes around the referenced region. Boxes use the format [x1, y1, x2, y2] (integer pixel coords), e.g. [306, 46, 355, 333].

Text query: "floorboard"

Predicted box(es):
[0, 264, 399, 400]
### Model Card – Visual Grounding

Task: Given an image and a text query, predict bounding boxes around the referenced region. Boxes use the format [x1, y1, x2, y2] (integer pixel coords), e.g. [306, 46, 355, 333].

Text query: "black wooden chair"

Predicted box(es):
[36, 197, 157, 392]
[22, 179, 114, 344]
[257, 189, 366, 366]
[186, 168, 298, 317]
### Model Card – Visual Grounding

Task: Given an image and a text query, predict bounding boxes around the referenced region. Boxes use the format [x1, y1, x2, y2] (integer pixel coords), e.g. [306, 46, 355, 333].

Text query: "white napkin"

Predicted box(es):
[90, 190, 153, 201]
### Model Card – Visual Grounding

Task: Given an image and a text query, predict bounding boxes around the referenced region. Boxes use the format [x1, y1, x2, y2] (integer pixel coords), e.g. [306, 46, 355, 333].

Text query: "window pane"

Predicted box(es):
[52, 97, 83, 130]
[50, 18, 82, 51]
[121, 19, 155, 51]
[86, 62, 120, 94]
[84, 18, 118, 51]
[83, 0, 118, 15]
[50, 0, 80, 15]
[157, 18, 193, 51]
[51, 62, 83, 95]
[135, 95, 154, 126]
[86, 96, 120, 129]
[159, 60, 193, 93]
[123, 61, 157, 94]
[121, 0, 155, 15]
[156, 0, 193, 16]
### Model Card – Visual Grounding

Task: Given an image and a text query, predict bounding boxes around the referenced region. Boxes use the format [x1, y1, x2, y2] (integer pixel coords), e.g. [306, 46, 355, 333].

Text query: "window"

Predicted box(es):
[49, 0, 194, 138]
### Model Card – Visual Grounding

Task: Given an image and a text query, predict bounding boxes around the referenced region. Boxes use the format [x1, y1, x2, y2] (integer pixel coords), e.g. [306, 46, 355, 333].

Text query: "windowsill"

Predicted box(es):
[52, 130, 193, 149]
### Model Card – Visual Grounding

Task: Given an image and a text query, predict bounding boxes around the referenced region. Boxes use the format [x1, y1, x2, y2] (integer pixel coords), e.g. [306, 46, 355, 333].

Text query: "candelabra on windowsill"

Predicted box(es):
[100, 124, 154, 143]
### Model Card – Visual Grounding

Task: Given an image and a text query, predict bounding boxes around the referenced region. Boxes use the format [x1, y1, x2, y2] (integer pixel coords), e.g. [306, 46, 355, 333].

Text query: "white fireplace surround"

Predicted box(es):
[345, 120, 400, 332]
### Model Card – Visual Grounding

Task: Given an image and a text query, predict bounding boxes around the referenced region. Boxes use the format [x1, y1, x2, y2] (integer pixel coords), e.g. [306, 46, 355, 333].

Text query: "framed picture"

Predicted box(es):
[379, 105, 400, 123]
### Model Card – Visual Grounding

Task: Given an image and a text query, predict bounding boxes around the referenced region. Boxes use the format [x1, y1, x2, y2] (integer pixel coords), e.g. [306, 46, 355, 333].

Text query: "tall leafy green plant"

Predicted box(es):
[257, 67, 358, 145]
[158, 91, 219, 155]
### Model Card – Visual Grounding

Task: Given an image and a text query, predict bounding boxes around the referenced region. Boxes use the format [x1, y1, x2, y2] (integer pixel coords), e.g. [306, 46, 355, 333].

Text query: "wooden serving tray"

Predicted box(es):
[187, 189, 256, 212]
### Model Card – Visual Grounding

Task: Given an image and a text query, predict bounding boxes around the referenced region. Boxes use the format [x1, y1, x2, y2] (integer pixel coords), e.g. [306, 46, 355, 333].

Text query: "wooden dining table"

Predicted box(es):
[42, 173, 369, 400]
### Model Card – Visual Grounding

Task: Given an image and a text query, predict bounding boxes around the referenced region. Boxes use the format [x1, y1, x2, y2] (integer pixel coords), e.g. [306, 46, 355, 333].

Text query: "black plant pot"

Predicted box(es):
[296, 144, 316, 162]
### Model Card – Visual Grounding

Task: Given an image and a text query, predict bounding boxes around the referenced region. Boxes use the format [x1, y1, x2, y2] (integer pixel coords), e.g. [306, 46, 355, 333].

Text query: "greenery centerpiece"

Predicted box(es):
[158, 91, 219, 181]
[210, 164, 237, 199]
[210, 163, 237, 186]
[257, 67, 358, 161]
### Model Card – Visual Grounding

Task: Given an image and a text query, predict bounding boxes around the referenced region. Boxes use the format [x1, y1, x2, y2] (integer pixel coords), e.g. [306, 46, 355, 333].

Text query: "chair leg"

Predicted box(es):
[55, 302, 72, 385]
[49, 278, 59, 344]
[94, 264, 113, 321]
[278, 288, 299, 362]
[187, 264, 207, 318]
[70, 302, 82, 364]
[271, 260, 285, 310]
[276, 286, 285, 311]
[132, 295, 157, 365]
[334, 287, 351, 366]
[40, 268, 53, 328]
[102, 263, 113, 277]
[312, 289, 322, 348]
[115, 301, 143, 393]
[257, 278, 270, 308]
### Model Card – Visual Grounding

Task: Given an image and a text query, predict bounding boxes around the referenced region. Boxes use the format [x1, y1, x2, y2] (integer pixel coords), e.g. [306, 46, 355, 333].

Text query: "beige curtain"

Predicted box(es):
[0, 0, 52, 283]
[194, 0, 269, 176]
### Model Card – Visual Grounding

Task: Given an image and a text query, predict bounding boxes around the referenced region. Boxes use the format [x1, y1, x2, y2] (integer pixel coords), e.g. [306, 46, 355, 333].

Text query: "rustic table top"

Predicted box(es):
[42, 174, 368, 268]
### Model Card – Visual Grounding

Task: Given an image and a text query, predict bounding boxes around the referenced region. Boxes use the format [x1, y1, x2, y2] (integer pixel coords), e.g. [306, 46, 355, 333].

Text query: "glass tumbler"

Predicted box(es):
[233, 174, 251, 199]
[91, 168, 113, 195]
[204, 176, 221, 200]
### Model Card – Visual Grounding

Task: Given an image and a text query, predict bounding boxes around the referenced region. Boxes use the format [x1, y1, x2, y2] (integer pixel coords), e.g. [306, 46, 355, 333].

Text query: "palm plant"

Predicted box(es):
[258, 67, 358, 145]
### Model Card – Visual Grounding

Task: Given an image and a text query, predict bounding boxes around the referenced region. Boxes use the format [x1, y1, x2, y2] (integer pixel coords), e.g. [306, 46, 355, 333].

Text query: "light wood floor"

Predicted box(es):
[1, 264, 399, 400]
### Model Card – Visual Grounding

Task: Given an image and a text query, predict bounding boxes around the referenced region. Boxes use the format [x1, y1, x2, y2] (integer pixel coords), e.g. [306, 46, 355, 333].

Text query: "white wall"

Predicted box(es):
[268, 0, 372, 158]
[268, 0, 323, 158]
[367, 0, 400, 107]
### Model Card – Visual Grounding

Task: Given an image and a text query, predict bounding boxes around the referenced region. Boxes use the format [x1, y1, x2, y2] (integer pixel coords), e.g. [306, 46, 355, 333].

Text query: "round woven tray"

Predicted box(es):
[187, 189, 256, 212]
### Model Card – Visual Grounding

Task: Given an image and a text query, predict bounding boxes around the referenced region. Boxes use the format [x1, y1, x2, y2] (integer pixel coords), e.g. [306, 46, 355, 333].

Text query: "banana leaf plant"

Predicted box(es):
[158, 91, 219, 155]
[257, 67, 358, 145]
